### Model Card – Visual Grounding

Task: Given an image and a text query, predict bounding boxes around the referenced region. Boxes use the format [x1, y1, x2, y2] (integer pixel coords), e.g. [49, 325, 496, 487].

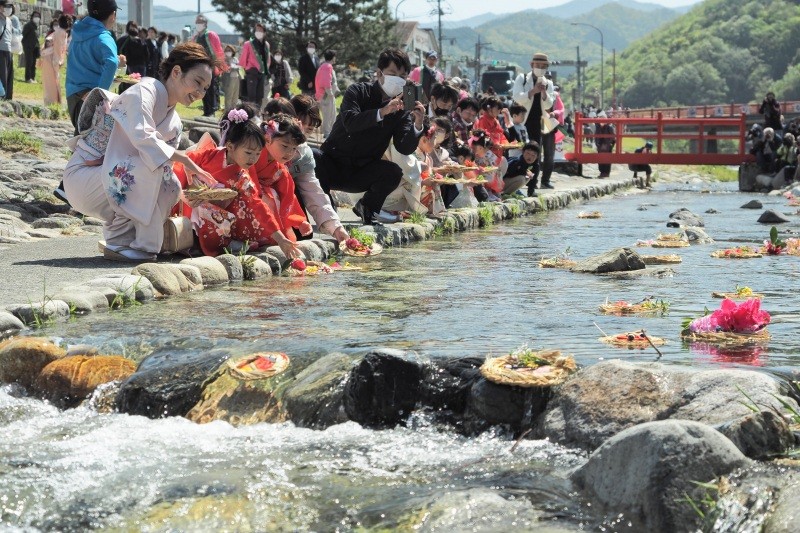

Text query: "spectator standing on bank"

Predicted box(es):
[408, 50, 444, 100]
[145, 27, 160, 77]
[193, 14, 226, 116]
[297, 39, 318, 96]
[0, 0, 21, 99]
[116, 21, 149, 80]
[315, 49, 337, 138]
[219, 43, 240, 112]
[239, 22, 270, 106]
[759, 91, 783, 138]
[41, 14, 70, 106]
[21, 10, 39, 83]
[269, 48, 293, 99]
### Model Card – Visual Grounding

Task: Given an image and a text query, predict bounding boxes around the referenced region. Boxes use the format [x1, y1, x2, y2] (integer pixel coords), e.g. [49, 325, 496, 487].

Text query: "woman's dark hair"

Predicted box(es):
[469, 129, 491, 148]
[457, 97, 480, 112]
[159, 41, 219, 81]
[263, 97, 296, 117]
[220, 103, 265, 149]
[125, 20, 137, 33]
[377, 47, 411, 73]
[57, 14, 72, 30]
[432, 117, 452, 135]
[254, 22, 266, 32]
[480, 96, 502, 111]
[323, 49, 336, 62]
[262, 112, 306, 145]
[290, 94, 321, 129]
[30, 10, 40, 19]
[450, 141, 473, 160]
[430, 83, 458, 105]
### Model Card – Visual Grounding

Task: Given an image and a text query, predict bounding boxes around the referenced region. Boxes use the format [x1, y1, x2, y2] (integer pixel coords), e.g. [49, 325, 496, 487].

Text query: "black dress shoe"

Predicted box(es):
[528, 191, 538, 197]
[352, 199, 373, 225]
[541, 184, 555, 189]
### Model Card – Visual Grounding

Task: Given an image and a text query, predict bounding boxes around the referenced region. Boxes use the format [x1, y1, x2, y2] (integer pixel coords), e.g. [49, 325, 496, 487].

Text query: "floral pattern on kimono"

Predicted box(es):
[476, 113, 507, 159]
[253, 148, 309, 240]
[474, 151, 506, 196]
[173, 141, 290, 256]
[100, 78, 182, 225]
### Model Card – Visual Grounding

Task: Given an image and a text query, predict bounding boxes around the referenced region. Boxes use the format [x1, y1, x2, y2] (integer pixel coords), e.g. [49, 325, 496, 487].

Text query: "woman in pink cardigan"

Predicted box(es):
[239, 22, 270, 106]
[314, 49, 337, 137]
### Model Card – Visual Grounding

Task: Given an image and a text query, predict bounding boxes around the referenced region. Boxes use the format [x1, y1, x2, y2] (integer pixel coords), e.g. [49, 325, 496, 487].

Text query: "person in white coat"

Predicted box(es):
[63, 43, 217, 262]
[512, 52, 556, 194]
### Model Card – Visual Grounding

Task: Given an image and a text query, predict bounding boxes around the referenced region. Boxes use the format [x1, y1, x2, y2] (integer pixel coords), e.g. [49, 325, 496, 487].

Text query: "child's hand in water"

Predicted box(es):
[299, 221, 313, 236]
[279, 240, 302, 259]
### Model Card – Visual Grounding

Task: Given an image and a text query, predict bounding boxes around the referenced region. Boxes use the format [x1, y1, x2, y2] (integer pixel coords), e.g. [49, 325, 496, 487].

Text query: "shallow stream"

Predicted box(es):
[2, 181, 799, 530]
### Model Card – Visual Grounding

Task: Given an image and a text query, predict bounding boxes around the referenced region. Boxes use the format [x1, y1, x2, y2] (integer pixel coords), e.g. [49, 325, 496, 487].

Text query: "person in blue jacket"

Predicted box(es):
[56, 0, 124, 204]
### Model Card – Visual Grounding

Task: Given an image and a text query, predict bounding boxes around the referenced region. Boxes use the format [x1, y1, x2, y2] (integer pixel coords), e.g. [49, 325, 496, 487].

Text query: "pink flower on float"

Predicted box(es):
[129, 73, 142, 80]
[690, 298, 770, 333]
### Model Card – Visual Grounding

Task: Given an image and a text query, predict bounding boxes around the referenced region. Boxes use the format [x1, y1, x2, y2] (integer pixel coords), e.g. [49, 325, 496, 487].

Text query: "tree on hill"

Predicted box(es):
[210, 0, 395, 69]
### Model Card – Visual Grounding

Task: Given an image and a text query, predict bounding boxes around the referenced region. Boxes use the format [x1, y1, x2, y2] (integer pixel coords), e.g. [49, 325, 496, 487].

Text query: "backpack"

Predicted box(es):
[67, 88, 119, 159]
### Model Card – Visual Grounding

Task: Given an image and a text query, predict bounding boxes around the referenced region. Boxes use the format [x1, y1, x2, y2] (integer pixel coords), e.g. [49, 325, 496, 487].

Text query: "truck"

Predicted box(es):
[480, 63, 519, 98]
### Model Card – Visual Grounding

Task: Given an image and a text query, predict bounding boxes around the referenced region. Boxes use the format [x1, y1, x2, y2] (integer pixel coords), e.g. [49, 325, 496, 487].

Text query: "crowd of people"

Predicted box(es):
[748, 91, 800, 183]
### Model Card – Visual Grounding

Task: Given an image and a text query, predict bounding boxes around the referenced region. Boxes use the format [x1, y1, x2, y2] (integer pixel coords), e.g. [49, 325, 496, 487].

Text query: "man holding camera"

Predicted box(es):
[314, 48, 426, 224]
[759, 91, 783, 139]
[513, 52, 556, 194]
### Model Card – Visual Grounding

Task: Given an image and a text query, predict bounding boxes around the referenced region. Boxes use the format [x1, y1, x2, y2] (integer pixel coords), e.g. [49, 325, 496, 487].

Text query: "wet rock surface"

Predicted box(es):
[758, 209, 791, 224]
[570, 247, 646, 273]
[34, 355, 136, 408]
[667, 207, 704, 227]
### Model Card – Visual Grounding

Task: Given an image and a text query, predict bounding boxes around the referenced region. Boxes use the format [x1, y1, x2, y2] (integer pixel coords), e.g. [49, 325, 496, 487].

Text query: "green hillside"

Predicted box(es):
[437, 2, 681, 77]
[571, 0, 800, 108]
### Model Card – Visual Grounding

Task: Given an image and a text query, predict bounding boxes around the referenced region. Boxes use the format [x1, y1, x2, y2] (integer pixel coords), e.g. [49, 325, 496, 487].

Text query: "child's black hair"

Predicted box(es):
[522, 141, 540, 153]
[457, 97, 480, 112]
[263, 97, 296, 117]
[451, 141, 473, 160]
[220, 103, 265, 149]
[509, 104, 527, 117]
[480, 96, 502, 111]
[432, 117, 452, 135]
[469, 129, 492, 148]
[262, 112, 306, 145]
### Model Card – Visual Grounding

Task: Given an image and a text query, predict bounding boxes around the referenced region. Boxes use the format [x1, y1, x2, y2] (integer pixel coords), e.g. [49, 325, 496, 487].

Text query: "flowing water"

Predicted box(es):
[2, 181, 799, 531]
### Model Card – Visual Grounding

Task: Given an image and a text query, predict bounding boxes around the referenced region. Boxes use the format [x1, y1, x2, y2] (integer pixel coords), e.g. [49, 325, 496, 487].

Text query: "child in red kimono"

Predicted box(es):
[475, 96, 512, 159]
[252, 112, 314, 244]
[469, 129, 508, 201]
[174, 105, 310, 257]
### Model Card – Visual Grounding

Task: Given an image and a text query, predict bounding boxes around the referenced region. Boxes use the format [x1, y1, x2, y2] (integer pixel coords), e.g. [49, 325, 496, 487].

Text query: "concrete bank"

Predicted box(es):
[0, 173, 641, 337]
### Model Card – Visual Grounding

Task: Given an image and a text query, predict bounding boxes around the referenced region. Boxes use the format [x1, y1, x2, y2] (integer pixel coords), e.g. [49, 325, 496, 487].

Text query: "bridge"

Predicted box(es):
[565, 113, 755, 166]
[623, 100, 800, 122]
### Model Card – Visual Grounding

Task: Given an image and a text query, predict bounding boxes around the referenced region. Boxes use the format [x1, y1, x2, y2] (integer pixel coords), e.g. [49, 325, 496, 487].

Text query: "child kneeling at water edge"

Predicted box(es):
[503, 141, 539, 197]
[174, 105, 310, 257]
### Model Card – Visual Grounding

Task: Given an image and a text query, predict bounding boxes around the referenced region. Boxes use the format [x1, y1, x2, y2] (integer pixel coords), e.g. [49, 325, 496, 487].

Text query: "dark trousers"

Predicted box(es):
[0, 50, 13, 100]
[202, 73, 220, 116]
[244, 69, 264, 106]
[540, 131, 556, 185]
[23, 46, 38, 81]
[314, 152, 402, 216]
[67, 92, 87, 135]
[273, 84, 290, 99]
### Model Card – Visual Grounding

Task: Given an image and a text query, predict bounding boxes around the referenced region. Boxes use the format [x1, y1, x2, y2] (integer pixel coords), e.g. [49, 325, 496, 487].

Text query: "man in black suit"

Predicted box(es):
[297, 39, 319, 96]
[314, 48, 426, 224]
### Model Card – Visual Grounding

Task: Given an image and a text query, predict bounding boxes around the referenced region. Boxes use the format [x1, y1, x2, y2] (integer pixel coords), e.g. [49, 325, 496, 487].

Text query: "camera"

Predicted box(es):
[402, 82, 427, 112]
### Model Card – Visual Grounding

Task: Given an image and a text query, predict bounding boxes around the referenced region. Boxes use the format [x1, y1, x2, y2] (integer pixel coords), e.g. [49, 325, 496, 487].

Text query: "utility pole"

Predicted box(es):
[437, 0, 443, 57]
[612, 48, 616, 108]
[474, 36, 491, 94]
[576, 46, 581, 111]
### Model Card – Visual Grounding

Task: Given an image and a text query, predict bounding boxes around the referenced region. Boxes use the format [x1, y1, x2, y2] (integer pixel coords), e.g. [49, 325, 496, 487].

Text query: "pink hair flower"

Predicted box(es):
[227, 109, 249, 123]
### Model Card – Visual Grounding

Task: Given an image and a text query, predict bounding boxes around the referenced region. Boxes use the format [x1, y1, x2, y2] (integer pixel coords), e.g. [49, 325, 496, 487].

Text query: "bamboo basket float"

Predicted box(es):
[342, 243, 383, 257]
[577, 211, 603, 219]
[711, 291, 764, 299]
[599, 330, 666, 348]
[538, 257, 577, 269]
[598, 300, 668, 316]
[227, 352, 290, 380]
[680, 328, 770, 345]
[651, 240, 690, 248]
[480, 349, 578, 388]
[640, 254, 683, 265]
[710, 248, 763, 258]
[656, 233, 686, 242]
[285, 260, 335, 277]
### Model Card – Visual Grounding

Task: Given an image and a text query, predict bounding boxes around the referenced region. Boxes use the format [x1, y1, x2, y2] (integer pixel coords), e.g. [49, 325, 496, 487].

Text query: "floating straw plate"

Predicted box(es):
[599, 331, 666, 347]
[342, 243, 383, 257]
[285, 260, 335, 277]
[656, 233, 685, 242]
[711, 291, 764, 299]
[538, 258, 577, 269]
[641, 254, 682, 265]
[680, 329, 770, 345]
[578, 211, 602, 219]
[480, 349, 577, 388]
[710, 249, 762, 258]
[598, 302, 665, 315]
[652, 240, 690, 248]
[227, 352, 290, 380]
[184, 187, 238, 202]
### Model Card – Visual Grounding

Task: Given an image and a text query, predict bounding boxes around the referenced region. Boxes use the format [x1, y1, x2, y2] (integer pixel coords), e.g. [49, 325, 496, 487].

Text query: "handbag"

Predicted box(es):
[541, 114, 560, 136]
[161, 216, 194, 253]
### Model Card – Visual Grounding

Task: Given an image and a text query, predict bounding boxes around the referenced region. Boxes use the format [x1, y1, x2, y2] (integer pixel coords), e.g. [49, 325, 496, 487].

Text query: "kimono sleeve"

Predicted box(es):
[111, 82, 176, 172]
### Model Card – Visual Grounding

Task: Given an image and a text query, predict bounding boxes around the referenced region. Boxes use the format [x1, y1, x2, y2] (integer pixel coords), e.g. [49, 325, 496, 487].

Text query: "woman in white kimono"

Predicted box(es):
[63, 42, 217, 262]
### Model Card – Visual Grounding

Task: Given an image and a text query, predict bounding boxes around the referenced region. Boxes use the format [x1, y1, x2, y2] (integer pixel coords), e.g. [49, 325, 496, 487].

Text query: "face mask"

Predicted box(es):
[433, 106, 449, 117]
[433, 131, 446, 145]
[380, 73, 405, 98]
[274, 54, 282, 62]
[196, 23, 206, 32]
[533, 67, 547, 77]
[225, 51, 233, 58]
[128, 29, 138, 37]
[307, 47, 315, 55]
[4, 8, 12, 16]
[33, 17, 40, 24]
[255, 31, 264, 40]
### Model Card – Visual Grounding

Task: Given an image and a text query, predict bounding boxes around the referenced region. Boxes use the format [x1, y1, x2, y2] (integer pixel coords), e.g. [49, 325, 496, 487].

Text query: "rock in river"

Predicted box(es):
[34, 355, 136, 408]
[570, 247, 645, 274]
[666, 207, 704, 227]
[757, 209, 791, 224]
[0, 336, 65, 390]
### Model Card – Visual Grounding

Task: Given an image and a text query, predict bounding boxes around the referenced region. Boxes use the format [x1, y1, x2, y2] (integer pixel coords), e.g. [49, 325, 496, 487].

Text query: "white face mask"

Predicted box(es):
[195, 23, 206, 32]
[225, 51, 233, 58]
[3, 8, 11, 16]
[274, 54, 282, 62]
[254, 31, 264, 40]
[380, 73, 405, 98]
[32, 17, 40, 24]
[533, 67, 547, 77]
[307, 47, 316, 55]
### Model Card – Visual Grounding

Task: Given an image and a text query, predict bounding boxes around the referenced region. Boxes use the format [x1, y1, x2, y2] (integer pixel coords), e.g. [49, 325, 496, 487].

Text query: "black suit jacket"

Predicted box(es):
[321, 80, 423, 164]
[298, 53, 318, 91]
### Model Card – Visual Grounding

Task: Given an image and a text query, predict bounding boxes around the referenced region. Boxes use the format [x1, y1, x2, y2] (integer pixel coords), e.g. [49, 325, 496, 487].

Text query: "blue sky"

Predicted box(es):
[159, 0, 704, 33]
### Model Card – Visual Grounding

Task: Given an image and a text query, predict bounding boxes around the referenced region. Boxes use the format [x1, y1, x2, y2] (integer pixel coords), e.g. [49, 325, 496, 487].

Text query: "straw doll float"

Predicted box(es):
[599, 297, 670, 316]
[680, 298, 771, 345]
[480, 347, 578, 388]
[640, 254, 683, 265]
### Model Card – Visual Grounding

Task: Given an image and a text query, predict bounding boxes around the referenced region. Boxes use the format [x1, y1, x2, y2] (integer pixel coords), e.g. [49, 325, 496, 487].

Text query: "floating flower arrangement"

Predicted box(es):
[680, 298, 771, 345]
[480, 347, 578, 387]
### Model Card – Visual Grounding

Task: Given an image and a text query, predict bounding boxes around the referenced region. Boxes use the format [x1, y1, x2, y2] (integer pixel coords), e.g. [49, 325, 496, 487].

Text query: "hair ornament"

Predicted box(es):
[228, 109, 249, 123]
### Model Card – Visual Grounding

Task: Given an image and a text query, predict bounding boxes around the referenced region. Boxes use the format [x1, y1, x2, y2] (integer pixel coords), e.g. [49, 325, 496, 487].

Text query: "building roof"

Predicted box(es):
[395, 21, 418, 46]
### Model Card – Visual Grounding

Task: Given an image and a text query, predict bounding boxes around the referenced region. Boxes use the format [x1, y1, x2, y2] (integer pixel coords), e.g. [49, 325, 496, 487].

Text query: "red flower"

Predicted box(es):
[290, 258, 306, 270]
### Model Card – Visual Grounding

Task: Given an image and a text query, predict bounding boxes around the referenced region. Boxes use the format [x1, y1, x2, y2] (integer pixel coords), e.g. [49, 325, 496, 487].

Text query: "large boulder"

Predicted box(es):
[282, 353, 360, 429]
[239, 255, 271, 280]
[683, 226, 714, 244]
[343, 348, 427, 428]
[765, 479, 800, 533]
[34, 355, 136, 408]
[465, 379, 551, 433]
[84, 274, 156, 303]
[570, 247, 645, 274]
[179, 257, 230, 286]
[419, 357, 484, 414]
[758, 209, 791, 224]
[667, 208, 704, 227]
[51, 289, 110, 314]
[116, 349, 231, 418]
[0, 336, 65, 389]
[541, 360, 798, 450]
[573, 420, 750, 533]
[6, 300, 71, 325]
[716, 410, 796, 460]
[215, 254, 244, 282]
[741, 199, 763, 209]
[0, 310, 25, 338]
[131, 263, 191, 296]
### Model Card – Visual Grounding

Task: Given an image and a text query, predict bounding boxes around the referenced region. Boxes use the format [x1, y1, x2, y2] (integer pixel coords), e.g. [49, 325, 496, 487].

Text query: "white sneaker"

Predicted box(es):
[374, 210, 401, 224]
